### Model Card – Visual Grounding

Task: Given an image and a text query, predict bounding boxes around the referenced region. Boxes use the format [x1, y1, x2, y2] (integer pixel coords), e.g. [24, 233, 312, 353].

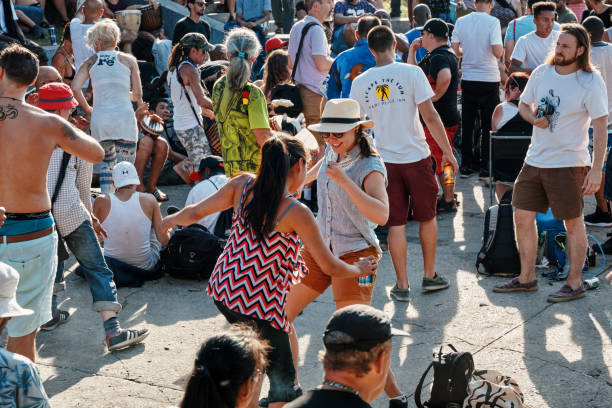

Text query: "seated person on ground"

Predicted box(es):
[103, 0, 159, 19]
[134, 112, 170, 201]
[332, 0, 377, 55]
[0, 262, 51, 407]
[93, 161, 169, 281]
[491, 72, 531, 201]
[185, 156, 230, 232]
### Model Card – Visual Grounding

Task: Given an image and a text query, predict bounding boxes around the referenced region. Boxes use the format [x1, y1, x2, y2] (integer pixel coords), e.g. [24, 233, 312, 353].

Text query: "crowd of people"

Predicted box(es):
[2, 0, 612, 406]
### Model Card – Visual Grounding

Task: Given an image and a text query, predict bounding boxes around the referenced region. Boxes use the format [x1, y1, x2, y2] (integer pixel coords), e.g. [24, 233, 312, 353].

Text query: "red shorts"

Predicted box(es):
[424, 125, 459, 174]
[385, 157, 438, 225]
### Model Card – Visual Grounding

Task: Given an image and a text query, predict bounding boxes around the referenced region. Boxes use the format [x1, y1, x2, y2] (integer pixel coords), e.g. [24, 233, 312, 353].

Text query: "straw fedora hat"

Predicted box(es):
[308, 99, 373, 134]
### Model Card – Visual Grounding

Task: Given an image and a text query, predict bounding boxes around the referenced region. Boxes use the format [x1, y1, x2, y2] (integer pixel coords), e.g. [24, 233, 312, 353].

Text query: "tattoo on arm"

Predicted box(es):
[61, 121, 79, 140]
[0, 104, 19, 121]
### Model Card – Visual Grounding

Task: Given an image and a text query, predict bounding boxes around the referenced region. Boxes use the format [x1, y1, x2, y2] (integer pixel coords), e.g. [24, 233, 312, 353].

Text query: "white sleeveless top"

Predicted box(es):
[89, 51, 138, 142]
[169, 60, 201, 131]
[102, 193, 159, 270]
[497, 101, 519, 130]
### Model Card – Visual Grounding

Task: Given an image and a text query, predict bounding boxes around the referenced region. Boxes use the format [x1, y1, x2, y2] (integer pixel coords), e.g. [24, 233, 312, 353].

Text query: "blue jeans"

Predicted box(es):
[250, 24, 268, 81]
[15, 5, 44, 25]
[56, 220, 121, 312]
[104, 256, 162, 288]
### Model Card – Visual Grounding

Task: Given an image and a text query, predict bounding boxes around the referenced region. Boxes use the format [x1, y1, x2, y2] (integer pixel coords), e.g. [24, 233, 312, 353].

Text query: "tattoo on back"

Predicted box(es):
[61, 121, 78, 140]
[0, 104, 18, 121]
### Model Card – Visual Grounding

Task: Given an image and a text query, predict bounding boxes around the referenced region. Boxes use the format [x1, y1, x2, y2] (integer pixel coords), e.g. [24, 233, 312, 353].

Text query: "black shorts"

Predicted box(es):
[214, 301, 301, 403]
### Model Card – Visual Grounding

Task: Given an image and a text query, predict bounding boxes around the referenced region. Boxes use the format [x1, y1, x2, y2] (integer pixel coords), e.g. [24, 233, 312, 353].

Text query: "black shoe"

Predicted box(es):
[584, 206, 612, 227]
[460, 166, 474, 178]
[593, 233, 612, 254]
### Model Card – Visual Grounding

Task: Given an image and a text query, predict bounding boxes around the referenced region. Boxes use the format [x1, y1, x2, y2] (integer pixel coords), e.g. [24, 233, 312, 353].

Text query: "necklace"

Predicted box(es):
[0, 96, 22, 103]
[321, 380, 360, 397]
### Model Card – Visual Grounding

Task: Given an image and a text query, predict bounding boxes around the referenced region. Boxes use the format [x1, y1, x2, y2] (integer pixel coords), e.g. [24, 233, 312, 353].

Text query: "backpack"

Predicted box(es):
[207, 177, 233, 240]
[161, 224, 225, 280]
[475, 189, 520, 277]
[415, 344, 475, 408]
[536, 209, 568, 279]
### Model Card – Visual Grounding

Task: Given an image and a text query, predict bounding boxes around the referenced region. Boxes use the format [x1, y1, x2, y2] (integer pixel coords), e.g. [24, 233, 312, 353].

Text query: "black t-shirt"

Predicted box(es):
[583, 7, 612, 28]
[172, 17, 211, 44]
[418, 45, 459, 127]
[285, 389, 372, 408]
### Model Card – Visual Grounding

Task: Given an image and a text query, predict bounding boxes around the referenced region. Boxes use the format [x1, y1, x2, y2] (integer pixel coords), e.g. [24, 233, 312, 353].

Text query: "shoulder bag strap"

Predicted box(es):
[51, 152, 72, 207]
[414, 362, 434, 408]
[177, 62, 204, 128]
[291, 22, 319, 82]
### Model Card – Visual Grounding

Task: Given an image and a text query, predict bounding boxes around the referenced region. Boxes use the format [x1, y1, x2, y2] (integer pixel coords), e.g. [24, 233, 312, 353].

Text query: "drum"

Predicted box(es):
[140, 5, 162, 32]
[115, 10, 141, 32]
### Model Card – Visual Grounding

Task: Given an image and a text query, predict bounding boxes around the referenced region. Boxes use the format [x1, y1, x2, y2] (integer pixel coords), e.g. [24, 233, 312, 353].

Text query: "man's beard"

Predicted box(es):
[197, 10, 205, 16]
[555, 52, 580, 66]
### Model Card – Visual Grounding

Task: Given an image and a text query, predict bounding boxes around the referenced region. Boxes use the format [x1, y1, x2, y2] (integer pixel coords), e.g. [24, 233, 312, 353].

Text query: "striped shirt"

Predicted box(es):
[207, 178, 308, 332]
[47, 148, 93, 237]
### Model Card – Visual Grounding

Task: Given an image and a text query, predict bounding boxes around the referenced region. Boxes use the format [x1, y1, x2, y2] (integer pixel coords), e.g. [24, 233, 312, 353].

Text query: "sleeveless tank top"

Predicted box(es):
[207, 178, 308, 332]
[497, 101, 519, 130]
[89, 50, 138, 142]
[169, 59, 202, 131]
[102, 193, 158, 270]
[498, 100, 533, 134]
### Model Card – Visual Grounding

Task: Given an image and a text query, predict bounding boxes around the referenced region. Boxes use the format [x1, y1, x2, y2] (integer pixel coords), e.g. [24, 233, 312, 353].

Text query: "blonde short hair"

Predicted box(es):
[87, 18, 121, 49]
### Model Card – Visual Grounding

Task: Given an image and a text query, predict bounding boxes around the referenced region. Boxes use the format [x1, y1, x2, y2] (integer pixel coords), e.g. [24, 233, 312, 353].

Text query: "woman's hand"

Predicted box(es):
[353, 255, 377, 276]
[324, 162, 350, 186]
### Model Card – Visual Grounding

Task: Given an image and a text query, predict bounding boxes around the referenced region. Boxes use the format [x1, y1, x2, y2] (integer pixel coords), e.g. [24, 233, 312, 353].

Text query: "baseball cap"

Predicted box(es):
[180, 32, 214, 52]
[190, 156, 225, 182]
[422, 18, 449, 38]
[37, 82, 78, 111]
[0, 263, 34, 319]
[323, 304, 409, 352]
[112, 161, 141, 188]
[265, 37, 288, 54]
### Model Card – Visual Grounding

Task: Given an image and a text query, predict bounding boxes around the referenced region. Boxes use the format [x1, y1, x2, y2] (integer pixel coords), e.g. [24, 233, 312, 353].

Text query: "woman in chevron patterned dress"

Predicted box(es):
[161, 135, 375, 407]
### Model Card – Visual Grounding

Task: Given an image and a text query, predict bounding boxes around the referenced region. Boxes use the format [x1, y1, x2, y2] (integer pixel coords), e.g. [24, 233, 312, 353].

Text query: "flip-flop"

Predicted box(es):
[152, 188, 168, 202]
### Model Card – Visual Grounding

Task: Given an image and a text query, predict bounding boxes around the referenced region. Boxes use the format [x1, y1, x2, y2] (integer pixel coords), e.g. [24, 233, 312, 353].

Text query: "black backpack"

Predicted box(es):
[161, 224, 225, 280]
[207, 178, 233, 240]
[415, 344, 475, 408]
[475, 189, 520, 277]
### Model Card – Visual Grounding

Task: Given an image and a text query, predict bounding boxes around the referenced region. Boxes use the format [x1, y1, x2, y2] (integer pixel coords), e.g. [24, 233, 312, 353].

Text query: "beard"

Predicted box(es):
[554, 52, 580, 66]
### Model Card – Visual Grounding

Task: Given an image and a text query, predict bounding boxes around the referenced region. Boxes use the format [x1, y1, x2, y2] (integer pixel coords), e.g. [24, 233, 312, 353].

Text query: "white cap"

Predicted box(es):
[112, 161, 141, 188]
[0, 263, 34, 318]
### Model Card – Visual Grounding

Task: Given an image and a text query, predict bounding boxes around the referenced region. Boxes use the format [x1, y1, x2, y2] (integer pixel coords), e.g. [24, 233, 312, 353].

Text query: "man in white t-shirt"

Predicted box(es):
[510, 2, 559, 73]
[582, 16, 612, 229]
[494, 25, 608, 303]
[288, 0, 334, 150]
[350, 25, 459, 302]
[185, 156, 229, 233]
[451, 0, 503, 178]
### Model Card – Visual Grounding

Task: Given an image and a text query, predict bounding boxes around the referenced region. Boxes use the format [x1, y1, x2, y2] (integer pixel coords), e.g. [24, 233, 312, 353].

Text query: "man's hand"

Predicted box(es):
[442, 151, 459, 176]
[410, 38, 422, 51]
[91, 215, 108, 239]
[203, 108, 215, 120]
[0, 206, 6, 228]
[69, 115, 90, 130]
[533, 116, 548, 129]
[135, 103, 150, 122]
[582, 168, 602, 196]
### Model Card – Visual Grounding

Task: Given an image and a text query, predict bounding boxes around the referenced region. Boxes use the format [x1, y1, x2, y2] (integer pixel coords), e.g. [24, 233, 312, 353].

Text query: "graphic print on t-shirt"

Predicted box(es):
[536, 89, 561, 132]
[364, 78, 405, 108]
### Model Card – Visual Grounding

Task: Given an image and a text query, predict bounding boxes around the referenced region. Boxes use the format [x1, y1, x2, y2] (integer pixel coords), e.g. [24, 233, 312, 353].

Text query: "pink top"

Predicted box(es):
[567, 2, 587, 22]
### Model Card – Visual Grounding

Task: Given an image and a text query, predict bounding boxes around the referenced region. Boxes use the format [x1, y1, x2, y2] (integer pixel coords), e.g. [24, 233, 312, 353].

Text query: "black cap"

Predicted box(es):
[422, 18, 449, 38]
[189, 156, 224, 182]
[323, 305, 409, 352]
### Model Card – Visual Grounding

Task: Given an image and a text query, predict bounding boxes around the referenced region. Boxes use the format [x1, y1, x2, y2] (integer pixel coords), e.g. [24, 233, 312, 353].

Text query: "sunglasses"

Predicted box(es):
[323, 132, 346, 139]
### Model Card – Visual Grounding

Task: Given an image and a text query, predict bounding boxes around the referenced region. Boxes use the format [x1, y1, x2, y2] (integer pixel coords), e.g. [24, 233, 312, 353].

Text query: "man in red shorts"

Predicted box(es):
[408, 18, 460, 212]
[350, 26, 459, 302]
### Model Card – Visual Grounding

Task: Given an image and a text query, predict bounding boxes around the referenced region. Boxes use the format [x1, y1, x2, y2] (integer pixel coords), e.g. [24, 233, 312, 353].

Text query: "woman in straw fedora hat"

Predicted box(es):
[285, 99, 407, 404]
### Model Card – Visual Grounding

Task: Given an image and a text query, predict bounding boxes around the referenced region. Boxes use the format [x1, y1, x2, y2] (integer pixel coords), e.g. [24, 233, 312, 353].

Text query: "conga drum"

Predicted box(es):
[115, 10, 142, 32]
[140, 4, 163, 32]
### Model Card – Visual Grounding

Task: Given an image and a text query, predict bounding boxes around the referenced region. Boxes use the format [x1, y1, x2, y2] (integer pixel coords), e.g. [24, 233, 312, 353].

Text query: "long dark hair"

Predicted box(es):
[262, 49, 290, 98]
[355, 126, 379, 158]
[168, 42, 193, 72]
[545, 24, 595, 73]
[243, 135, 307, 241]
[180, 326, 269, 408]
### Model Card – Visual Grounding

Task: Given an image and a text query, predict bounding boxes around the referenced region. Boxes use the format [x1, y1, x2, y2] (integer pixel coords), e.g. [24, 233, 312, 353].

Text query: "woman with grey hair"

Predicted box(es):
[212, 28, 272, 177]
[72, 18, 144, 194]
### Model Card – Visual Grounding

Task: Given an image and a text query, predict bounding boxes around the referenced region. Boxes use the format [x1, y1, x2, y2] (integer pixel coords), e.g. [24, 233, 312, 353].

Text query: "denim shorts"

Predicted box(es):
[214, 301, 302, 404]
[1, 232, 57, 337]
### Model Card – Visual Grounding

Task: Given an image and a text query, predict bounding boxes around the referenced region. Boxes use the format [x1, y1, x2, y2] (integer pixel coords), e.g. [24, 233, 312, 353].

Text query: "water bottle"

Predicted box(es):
[49, 26, 57, 45]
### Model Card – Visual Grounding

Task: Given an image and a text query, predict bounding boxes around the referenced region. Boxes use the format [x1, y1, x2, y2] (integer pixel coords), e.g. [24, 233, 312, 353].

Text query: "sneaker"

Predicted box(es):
[459, 166, 474, 178]
[547, 284, 586, 303]
[390, 285, 410, 302]
[593, 233, 612, 254]
[493, 277, 538, 293]
[422, 273, 450, 292]
[41, 310, 71, 331]
[389, 398, 408, 408]
[584, 206, 612, 227]
[106, 328, 149, 351]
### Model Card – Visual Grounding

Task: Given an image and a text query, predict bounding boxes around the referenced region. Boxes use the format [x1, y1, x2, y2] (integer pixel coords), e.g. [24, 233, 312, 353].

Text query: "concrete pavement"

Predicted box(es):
[34, 177, 612, 407]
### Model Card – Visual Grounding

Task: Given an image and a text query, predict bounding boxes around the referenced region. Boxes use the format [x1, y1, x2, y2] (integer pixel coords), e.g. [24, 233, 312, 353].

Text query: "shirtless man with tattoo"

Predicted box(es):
[0, 45, 104, 362]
